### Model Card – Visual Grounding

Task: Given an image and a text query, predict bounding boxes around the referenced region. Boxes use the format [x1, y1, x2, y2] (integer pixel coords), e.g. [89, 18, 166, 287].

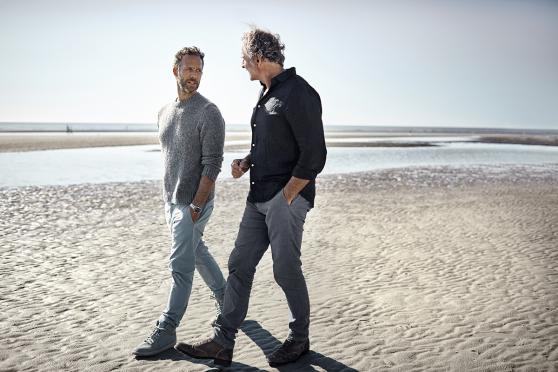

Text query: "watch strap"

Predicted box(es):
[189, 203, 202, 213]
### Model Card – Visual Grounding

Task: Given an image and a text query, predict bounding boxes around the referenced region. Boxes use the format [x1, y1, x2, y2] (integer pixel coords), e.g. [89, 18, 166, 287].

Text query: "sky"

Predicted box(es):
[0, 0, 557, 129]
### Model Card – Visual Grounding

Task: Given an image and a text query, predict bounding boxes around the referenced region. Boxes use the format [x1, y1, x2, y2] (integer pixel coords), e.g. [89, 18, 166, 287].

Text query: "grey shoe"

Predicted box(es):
[209, 293, 224, 327]
[133, 321, 177, 357]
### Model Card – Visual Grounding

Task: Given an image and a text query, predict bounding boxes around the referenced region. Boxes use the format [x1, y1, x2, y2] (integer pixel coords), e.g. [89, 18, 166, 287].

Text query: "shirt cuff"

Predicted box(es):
[202, 165, 221, 181]
[292, 165, 317, 181]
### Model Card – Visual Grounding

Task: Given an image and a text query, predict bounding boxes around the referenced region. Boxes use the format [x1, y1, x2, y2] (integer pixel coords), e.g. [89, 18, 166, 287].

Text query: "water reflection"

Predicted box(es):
[1, 143, 557, 187]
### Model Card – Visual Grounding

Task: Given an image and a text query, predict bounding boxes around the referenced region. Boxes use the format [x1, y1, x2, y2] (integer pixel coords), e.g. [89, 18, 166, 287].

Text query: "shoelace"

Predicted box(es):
[210, 294, 224, 316]
[193, 338, 214, 347]
[285, 340, 297, 349]
[271, 339, 298, 358]
[145, 327, 163, 344]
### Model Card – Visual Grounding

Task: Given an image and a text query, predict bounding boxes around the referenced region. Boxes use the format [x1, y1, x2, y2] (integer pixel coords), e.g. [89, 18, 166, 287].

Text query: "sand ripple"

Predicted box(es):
[1, 165, 557, 371]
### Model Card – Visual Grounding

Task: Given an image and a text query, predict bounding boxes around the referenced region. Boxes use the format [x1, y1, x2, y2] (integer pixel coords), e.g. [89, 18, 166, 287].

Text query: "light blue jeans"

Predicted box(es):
[158, 198, 226, 330]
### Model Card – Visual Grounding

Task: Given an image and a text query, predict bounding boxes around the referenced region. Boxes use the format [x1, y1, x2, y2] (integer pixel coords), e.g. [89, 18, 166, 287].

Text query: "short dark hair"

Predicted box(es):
[242, 27, 285, 66]
[174, 46, 205, 69]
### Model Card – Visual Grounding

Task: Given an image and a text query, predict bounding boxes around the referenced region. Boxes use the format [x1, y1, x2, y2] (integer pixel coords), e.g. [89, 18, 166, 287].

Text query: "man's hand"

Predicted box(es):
[189, 207, 201, 222]
[231, 158, 250, 178]
[282, 176, 311, 205]
[282, 188, 296, 205]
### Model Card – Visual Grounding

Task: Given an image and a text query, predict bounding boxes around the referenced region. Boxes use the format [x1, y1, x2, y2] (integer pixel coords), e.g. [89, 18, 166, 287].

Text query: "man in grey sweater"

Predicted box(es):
[133, 46, 227, 357]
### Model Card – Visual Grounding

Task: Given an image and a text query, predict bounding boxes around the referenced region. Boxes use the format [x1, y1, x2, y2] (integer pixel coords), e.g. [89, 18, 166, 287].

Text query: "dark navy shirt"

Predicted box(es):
[247, 67, 327, 207]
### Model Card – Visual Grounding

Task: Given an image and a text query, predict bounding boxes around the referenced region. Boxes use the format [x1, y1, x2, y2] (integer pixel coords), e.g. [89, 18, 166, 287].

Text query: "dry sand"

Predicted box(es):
[1, 165, 557, 371]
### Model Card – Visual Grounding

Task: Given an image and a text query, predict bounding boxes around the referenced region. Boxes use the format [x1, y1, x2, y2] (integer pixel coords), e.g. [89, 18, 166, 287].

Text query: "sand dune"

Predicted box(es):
[1, 165, 557, 371]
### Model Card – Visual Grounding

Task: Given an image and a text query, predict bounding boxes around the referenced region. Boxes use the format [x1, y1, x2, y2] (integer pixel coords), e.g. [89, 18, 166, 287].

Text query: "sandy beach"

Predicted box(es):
[1, 164, 557, 371]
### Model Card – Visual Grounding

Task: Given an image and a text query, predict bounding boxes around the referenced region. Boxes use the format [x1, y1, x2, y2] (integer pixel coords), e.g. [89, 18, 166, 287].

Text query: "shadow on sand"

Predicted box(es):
[239, 320, 357, 371]
[135, 320, 357, 371]
[134, 340, 259, 371]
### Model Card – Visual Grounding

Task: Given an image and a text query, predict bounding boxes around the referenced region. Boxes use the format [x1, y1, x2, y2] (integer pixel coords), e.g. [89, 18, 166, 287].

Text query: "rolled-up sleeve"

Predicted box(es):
[199, 104, 225, 181]
[284, 83, 327, 180]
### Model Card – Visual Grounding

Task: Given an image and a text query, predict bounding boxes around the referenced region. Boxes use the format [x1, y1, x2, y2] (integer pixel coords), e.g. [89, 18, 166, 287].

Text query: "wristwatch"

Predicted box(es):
[189, 203, 202, 213]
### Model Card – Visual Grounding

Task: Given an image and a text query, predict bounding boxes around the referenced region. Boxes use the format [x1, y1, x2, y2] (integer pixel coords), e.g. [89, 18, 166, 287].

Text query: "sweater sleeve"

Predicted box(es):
[199, 104, 225, 181]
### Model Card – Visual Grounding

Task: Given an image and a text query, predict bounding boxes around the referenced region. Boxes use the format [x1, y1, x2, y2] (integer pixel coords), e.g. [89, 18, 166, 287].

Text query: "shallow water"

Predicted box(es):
[0, 143, 557, 187]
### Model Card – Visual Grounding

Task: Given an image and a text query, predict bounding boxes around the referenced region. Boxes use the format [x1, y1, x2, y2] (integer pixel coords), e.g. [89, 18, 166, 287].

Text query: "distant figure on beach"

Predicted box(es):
[133, 46, 227, 357]
[175, 28, 327, 367]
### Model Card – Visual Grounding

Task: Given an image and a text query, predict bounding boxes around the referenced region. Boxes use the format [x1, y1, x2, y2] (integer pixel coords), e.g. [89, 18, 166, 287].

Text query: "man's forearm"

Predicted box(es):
[192, 175, 215, 206]
[283, 176, 310, 203]
[243, 153, 251, 165]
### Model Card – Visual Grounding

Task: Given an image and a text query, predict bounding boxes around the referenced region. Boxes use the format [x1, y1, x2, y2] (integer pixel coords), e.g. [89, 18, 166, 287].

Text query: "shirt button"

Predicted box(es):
[257, 105, 261, 108]
[251, 164, 255, 167]
[253, 123, 256, 127]
[252, 143, 255, 147]
[251, 182, 255, 184]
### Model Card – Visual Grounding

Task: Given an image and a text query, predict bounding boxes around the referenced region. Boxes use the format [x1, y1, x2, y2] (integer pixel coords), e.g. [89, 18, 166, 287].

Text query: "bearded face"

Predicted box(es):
[175, 55, 203, 94]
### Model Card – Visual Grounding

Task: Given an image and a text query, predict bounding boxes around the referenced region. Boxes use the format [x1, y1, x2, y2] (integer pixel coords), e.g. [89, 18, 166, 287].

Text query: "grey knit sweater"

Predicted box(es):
[158, 92, 225, 205]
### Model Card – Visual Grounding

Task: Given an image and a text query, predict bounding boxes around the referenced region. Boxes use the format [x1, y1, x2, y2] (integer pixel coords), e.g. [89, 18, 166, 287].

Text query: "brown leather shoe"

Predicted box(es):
[175, 338, 233, 367]
[267, 338, 310, 367]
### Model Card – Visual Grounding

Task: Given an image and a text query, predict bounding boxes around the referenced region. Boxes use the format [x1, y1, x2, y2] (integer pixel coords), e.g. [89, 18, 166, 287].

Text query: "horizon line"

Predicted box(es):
[0, 121, 557, 131]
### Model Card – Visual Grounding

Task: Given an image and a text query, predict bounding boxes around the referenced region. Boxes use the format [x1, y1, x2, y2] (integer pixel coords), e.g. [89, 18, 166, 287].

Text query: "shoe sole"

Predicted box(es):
[175, 344, 232, 368]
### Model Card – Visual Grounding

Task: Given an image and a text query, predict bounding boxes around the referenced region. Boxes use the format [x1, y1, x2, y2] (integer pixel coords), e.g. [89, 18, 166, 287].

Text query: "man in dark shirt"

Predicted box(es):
[176, 28, 327, 368]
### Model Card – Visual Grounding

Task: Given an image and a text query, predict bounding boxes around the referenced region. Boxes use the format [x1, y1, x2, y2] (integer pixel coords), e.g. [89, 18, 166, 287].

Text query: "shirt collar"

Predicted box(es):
[260, 67, 296, 89]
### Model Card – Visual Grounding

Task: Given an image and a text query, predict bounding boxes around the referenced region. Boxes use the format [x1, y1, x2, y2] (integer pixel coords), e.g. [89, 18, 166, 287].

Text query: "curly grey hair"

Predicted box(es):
[242, 28, 285, 66]
[174, 46, 205, 69]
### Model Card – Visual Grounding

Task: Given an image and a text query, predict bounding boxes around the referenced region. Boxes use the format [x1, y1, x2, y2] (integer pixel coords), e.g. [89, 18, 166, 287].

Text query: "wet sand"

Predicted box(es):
[1, 165, 557, 371]
[1, 132, 557, 152]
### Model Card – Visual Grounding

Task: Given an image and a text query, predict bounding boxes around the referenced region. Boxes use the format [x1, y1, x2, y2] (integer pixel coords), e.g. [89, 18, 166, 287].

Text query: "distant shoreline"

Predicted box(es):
[0, 131, 557, 152]
[1, 122, 557, 136]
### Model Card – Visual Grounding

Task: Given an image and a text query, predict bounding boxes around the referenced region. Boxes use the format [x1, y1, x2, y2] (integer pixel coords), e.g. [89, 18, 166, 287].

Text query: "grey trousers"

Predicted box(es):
[213, 190, 311, 348]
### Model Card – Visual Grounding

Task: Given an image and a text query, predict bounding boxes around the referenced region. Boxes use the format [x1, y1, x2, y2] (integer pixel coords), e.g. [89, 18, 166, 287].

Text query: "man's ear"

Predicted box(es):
[172, 65, 178, 77]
